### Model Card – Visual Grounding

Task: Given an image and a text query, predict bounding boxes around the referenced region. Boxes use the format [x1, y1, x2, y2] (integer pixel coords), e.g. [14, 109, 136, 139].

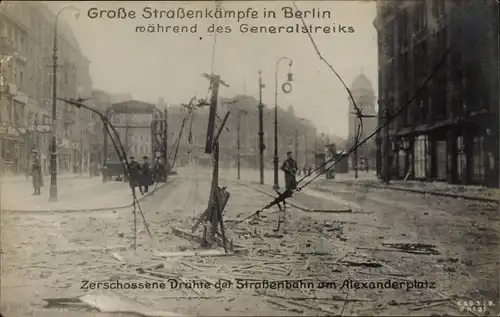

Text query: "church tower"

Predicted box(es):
[347, 71, 377, 169]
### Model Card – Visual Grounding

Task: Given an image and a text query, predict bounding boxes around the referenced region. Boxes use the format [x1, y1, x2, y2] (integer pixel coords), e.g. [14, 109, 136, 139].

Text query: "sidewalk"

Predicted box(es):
[220, 167, 500, 202]
[1, 177, 143, 212]
[317, 174, 500, 202]
[0, 172, 88, 184]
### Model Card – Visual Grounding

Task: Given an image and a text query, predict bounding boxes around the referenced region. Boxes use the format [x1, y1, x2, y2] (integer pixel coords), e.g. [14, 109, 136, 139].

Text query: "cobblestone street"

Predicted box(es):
[1, 167, 498, 316]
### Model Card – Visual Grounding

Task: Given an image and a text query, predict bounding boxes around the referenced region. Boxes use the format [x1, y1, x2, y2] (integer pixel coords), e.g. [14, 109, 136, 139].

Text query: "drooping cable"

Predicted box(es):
[250, 45, 452, 216]
[57, 98, 153, 249]
[291, 1, 365, 184]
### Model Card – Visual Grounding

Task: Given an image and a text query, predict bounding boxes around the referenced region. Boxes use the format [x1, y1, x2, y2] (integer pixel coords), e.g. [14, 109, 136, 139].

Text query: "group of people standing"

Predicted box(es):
[127, 155, 154, 196]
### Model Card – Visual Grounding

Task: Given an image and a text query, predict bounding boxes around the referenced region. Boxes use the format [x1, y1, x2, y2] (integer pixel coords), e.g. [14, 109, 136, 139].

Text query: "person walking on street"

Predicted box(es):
[31, 150, 43, 195]
[141, 156, 153, 194]
[128, 156, 143, 196]
[281, 151, 298, 191]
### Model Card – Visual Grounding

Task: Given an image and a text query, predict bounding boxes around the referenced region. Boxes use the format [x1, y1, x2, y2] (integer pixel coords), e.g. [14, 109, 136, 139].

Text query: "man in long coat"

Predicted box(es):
[141, 156, 153, 194]
[281, 151, 298, 190]
[128, 156, 143, 195]
[31, 150, 43, 195]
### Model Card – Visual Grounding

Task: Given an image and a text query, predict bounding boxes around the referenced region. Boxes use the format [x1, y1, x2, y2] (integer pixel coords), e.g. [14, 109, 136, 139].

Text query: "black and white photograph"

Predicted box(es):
[0, 1, 498, 316]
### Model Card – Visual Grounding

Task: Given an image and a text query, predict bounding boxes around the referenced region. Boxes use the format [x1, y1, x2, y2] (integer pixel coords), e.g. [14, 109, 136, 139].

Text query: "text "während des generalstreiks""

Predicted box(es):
[81, 279, 437, 291]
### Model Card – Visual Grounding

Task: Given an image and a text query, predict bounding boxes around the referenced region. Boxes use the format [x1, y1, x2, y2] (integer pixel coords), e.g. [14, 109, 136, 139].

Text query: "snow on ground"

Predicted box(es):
[1, 177, 140, 211]
[0, 166, 498, 316]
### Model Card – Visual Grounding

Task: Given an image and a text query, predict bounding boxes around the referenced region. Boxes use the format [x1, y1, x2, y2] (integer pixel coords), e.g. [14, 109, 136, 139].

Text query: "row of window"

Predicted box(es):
[396, 134, 488, 182]
[0, 7, 84, 125]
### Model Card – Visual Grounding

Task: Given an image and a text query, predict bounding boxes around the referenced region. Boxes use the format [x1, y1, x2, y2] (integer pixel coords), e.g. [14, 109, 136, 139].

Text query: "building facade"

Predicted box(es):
[347, 72, 377, 171]
[0, 2, 92, 175]
[167, 95, 318, 169]
[374, 0, 499, 187]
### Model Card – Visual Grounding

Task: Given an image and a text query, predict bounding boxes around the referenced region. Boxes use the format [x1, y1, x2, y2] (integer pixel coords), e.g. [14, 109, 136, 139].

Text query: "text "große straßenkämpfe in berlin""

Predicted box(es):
[86, 6, 356, 34]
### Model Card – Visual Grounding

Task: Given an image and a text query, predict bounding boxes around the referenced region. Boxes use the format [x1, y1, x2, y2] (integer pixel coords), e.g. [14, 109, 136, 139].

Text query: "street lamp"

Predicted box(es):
[49, 5, 80, 202]
[273, 57, 293, 190]
[237, 109, 247, 180]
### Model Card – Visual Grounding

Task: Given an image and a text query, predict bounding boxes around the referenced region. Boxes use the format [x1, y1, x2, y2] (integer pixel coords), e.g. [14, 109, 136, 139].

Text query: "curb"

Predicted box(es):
[2, 177, 181, 214]
[323, 180, 500, 203]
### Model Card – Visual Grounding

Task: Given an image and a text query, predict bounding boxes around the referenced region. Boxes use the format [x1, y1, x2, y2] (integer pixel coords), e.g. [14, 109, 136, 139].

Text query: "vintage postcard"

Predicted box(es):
[0, 1, 498, 316]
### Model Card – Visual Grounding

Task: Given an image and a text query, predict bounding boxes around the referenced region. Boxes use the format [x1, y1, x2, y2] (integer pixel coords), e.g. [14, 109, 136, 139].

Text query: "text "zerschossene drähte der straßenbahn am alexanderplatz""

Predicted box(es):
[81, 279, 437, 291]
[87, 6, 356, 34]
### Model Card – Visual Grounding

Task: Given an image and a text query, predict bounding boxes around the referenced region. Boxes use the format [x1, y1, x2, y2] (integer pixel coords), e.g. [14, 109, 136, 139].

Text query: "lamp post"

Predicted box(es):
[257, 70, 265, 184]
[237, 109, 247, 180]
[273, 57, 293, 189]
[49, 5, 80, 202]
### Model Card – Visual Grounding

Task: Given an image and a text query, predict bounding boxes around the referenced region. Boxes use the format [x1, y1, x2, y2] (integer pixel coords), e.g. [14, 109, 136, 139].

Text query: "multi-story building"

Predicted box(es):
[374, 0, 499, 187]
[0, 2, 92, 175]
[347, 72, 377, 171]
[89, 89, 112, 167]
[168, 94, 318, 169]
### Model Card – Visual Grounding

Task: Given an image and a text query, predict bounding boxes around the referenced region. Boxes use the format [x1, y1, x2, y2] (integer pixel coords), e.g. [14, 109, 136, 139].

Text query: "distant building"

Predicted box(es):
[166, 95, 319, 169]
[347, 72, 377, 171]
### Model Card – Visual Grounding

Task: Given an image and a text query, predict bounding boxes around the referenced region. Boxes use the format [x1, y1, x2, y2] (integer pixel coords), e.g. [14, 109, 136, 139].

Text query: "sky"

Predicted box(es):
[47, 1, 378, 138]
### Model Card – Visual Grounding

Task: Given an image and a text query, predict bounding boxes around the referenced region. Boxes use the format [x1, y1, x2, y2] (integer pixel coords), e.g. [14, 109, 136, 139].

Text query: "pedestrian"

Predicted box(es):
[303, 165, 307, 176]
[141, 156, 153, 194]
[31, 149, 43, 195]
[308, 166, 312, 175]
[128, 156, 143, 196]
[281, 151, 298, 190]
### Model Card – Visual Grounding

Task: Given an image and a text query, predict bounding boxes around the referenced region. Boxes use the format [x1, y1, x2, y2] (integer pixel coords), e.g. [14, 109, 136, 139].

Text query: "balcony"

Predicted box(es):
[0, 37, 27, 64]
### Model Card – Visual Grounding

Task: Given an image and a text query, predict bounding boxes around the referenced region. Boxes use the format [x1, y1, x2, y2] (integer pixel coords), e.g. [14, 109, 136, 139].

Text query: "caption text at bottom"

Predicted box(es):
[81, 279, 436, 291]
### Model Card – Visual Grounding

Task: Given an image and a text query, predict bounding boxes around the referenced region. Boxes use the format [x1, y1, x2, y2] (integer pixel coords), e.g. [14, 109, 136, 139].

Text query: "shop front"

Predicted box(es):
[57, 138, 71, 173]
[0, 123, 27, 174]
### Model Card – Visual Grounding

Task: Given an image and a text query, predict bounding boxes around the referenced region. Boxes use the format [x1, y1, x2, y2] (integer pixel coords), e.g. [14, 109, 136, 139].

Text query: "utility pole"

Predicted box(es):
[49, 6, 79, 202]
[202, 72, 229, 154]
[79, 130, 83, 175]
[258, 70, 265, 185]
[237, 110, 247, 180]
[49, 19, 59, 201]
[273, 57, 293, 189]
[164, 105, 169, 175]
[314, 138, 317, 169]
[382, 99, 390, 184]
[304, 134, 308, 167]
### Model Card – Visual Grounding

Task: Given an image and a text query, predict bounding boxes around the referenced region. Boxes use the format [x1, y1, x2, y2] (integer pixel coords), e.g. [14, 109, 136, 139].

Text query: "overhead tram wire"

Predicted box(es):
[291, 1, 364, 185]
[244, 48, 451, 221]
[56, 98, 154, 248]
[297, 47, 450, 190]
[246, 2, 452, 217]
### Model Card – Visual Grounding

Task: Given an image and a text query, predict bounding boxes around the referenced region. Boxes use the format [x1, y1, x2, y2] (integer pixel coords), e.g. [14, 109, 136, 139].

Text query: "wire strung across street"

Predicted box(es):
[246, 3, 453, 219]
[56, 97, 153, 249]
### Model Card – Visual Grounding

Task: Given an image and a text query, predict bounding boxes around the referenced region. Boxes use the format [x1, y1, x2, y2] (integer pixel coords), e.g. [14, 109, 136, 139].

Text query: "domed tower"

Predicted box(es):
[347, 70, 377, 170]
